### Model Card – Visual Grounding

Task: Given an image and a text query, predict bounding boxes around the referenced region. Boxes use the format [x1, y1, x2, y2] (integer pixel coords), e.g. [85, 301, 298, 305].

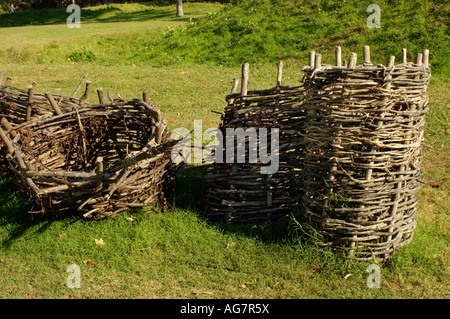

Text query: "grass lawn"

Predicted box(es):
[0, 1, 448, 299]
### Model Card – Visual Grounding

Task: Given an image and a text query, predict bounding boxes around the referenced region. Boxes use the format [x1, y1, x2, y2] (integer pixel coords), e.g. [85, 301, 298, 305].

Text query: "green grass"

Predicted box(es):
[0, 0, 448, 299]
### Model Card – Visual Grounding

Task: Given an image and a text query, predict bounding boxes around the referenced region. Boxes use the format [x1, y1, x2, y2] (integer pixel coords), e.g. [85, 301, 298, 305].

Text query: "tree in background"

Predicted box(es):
[0, 0, 231, 11]
[176, 0, 183, 17]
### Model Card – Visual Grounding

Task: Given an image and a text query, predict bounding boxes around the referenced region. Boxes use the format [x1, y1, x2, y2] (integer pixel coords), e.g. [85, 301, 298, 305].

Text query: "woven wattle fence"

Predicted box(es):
[203, 46, 430, 261]
[301, 46, 430, 261]
[0, 74, 179, 218]
[203, 62, 306, 223]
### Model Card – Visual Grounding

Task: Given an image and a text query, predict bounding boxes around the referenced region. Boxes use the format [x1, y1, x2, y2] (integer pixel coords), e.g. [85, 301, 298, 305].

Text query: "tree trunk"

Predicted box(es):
[176, 0, 184, 17]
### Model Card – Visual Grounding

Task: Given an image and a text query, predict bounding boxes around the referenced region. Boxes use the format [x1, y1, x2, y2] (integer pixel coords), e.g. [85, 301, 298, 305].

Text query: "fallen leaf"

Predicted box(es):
[83, 259, 97, 267]
[429, 182, 440, 188]
[94, 238, 105, 247]
[226, 242, 236, 249]
[126, 216, 137, 222]
[344, 273, 352, 280]
[59, 231, 66, 238]
[239, 283, 247, 289]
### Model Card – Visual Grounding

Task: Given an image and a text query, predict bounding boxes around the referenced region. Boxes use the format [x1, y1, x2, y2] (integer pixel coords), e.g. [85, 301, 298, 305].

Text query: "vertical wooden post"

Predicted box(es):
[335, 46, 342, 67]
[4, 77, 12, 87]
[276, 61, 283, 87]
[227, 79, 240, 105]
[96, 157, 103, 188]
[97, 88, 105, 105]
[267, 174, 273, 207]
[26, 83, 36, 121]
[230, 79, 239, 94]
[155, 122, 163, 144]
[415, 53, 423, 66]
[45, 92, 62, 115]
[348, 53, 357, 68]
[363, 45, 371, 64]
[386, 55, 396, 68]
[309, 51, 315, 68]
[314, 53, 322, 69]
[143, 89, 150, 104]
[402, 48, 407, 64]
[79, 80, 92, 104]
[241, 63, 249, 97]
[422, 49, 429, 68]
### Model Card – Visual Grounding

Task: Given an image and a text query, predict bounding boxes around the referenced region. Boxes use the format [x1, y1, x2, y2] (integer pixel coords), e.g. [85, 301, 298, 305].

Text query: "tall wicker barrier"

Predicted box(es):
[301, 47, 431, 261]
[0, 74, 179, 218]
[203, 62, 306, 223]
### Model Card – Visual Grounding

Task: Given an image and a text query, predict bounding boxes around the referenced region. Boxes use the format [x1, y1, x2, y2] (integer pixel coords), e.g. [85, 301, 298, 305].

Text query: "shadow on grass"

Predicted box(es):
[170, 166, 303, 245]
[0, 177, 79, 249]
[0, 3, 194, 28]
[0, 164, 301, 250]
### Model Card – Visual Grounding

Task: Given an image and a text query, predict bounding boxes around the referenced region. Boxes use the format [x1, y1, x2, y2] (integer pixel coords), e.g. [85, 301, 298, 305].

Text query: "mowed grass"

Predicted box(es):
[0, 1, 449, 299]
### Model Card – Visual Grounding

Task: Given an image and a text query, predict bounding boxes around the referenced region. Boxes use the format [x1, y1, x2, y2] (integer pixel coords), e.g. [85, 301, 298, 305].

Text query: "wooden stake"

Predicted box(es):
[4, 77, 12, 87]
[230, 79, 239, 94]
[241, 63, 249, 97]
[79, 80, 92, 104]
[386, 55, 396, 68]
[335, 46, 342, 67]
[363, 45, 371, 64]
[143, 89, 150, 104]
[309, 51, 315, 68]
[155, 122, 164, 144]
[415, 53, 423, 66]
[72, 75, 88, 97]
[402, 48, 407, 64]
[45, 92, 62, 115]
[97, 88, 105, 105]
[314, 53, 322, 69]
[227, 79, 240, 105]
[348, 53, 357, 68]
[276, 61, 283, 87]
[26, 84, 35, 121]
[422, 49, 429, 68]
[96, 157, 103, 188]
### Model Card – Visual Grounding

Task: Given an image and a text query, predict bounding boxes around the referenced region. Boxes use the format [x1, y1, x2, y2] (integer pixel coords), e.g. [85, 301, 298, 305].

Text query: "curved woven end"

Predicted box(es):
[0, 80, 178, 218]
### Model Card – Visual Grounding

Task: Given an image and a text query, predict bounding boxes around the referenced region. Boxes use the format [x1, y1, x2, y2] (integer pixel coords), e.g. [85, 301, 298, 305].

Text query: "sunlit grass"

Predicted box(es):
[0, 0, 448, 299]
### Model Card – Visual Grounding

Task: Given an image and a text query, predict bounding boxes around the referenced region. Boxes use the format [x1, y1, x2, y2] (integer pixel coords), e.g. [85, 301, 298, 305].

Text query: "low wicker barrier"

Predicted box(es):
[203, 62, 306, 223]
[0, 74, 179, 218]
